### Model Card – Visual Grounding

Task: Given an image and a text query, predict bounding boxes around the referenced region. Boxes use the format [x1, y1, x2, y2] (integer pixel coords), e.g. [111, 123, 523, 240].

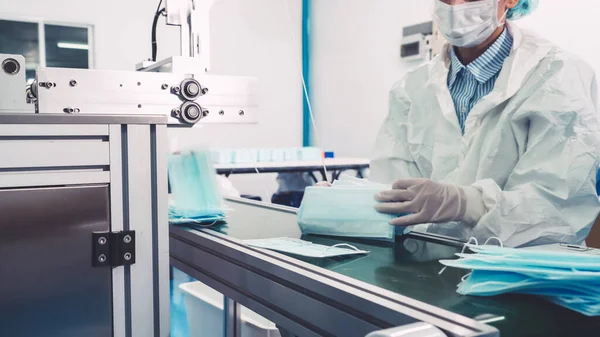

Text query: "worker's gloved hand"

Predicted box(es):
[374, 178, 486, 227]
[315, 181, 332, 187]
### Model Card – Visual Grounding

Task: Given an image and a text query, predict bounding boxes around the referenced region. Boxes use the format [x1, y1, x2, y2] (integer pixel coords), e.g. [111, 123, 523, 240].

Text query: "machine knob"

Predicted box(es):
[179, 79, 204, 100]
[180, 102, 204, 124]
[1, 58, 20, 75]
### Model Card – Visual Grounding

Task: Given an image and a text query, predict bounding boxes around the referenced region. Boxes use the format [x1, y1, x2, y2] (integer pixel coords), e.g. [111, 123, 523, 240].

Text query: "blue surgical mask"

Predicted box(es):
[169, 150, 226, 224]
[547, 296, 600, 317]
[244, 237, 369, 258]
[440, 238, 600, 316]
[456, 270, 600, 316]
[453, 251, 600, 271]
[456, 270, 600, 296]
[298, 177, 409, 241]
[440, 257, 600, 280]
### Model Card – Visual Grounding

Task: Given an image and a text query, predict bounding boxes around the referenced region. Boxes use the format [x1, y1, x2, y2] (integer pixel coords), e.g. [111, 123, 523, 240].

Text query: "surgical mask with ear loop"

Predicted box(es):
[433, 0, 509, 48]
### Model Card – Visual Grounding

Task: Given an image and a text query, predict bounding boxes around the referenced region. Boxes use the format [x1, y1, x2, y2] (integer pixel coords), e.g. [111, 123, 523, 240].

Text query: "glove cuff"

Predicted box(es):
[460, 186, 487, 226]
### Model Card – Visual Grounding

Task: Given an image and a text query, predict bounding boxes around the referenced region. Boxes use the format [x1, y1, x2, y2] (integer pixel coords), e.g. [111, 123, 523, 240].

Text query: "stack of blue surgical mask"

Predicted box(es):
[440, 243, 600, 316]
[168, 150, 226, 224]
[211, 147, 322, 164]
[297, 175, 408, 241]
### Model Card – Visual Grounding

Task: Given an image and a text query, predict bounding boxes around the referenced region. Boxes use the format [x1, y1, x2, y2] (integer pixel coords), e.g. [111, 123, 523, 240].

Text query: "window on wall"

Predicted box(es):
[0, 19, 93, 82]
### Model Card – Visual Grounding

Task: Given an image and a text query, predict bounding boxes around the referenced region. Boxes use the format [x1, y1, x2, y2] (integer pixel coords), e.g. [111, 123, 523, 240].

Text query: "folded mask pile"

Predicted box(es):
[297, 175, 408, 241]
[440, 243, 600, 316]
[168, 150, 226, 224]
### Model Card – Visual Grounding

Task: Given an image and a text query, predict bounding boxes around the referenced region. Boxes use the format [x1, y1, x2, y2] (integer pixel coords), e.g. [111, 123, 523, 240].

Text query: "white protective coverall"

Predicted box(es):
[371, 24, 600, 247]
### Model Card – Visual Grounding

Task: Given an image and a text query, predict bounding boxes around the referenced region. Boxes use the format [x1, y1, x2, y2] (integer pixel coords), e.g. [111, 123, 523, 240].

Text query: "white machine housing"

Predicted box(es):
[0, 54, 30, 112]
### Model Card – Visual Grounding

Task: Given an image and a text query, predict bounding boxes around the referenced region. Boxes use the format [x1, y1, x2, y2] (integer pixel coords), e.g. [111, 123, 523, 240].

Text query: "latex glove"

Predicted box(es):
[374, 178, 486, 226]
[315, 181, 332, 187]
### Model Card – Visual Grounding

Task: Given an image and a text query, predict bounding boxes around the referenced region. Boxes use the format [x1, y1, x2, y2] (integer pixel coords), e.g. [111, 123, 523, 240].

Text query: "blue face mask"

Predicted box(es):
[453, 251, 600, 272]
[456, 270, 600, 296]
[547, 296, 600, 317]
[244, 237, 369, 258]
[456, 270, 600, 316]
[169, 150, 225, 224]
[440, 256, 600, 281]
[298, 176, 409, 241]
[440, 238, 600, 316]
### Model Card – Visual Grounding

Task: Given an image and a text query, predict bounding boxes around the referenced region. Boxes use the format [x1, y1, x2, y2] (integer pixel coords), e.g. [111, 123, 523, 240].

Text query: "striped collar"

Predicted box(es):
[448, 28, 514, 88]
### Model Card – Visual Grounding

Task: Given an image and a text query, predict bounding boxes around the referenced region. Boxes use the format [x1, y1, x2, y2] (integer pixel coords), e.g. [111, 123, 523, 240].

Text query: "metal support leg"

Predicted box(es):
[309, 171, 319, 183]
[224, 297, 241, 337]
[277, 326, 299, 337]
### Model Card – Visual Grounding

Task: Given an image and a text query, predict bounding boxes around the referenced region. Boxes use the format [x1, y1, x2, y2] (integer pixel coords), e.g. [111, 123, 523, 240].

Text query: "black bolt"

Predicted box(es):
[119, 84, 123, 87]
[201, 88, 209, 95]
[137, 82, 141, 86]
[219, 110, 225, 116]
[239, 110, 245, 116]
[138, 104, 142, 108]
[161, 84, 169, 90]
[69, 80, 77, 87]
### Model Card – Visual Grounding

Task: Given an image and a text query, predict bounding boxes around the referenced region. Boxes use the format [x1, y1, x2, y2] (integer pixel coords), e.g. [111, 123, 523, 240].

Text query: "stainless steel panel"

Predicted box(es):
[0, 54, 31, 112]
[0, 124, 108, 136]
[36, 67, 258, 124]
[126, 125, 155, 337]
[109, 124, 126, 337]
[0, 171, 109, 188]
[0, 185, 112, 337]
[0, 113, 167, 125]
[0, 140, 109, 169]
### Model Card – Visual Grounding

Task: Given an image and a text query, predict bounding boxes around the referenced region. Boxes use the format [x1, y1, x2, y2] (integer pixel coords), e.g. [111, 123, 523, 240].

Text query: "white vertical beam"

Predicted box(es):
[127, 125, 155, 337]
[38, 21, 46, 67]
[109, 124, 126, 337]
[154, 125, 170, 337]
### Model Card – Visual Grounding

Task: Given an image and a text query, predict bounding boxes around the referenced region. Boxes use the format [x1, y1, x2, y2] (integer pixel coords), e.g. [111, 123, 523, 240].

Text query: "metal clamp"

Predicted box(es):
[92, 231, 136, 268]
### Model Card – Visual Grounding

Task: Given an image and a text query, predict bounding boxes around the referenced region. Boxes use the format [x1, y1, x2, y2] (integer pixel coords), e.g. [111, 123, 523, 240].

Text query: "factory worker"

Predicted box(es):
[371, 0, 600, 247]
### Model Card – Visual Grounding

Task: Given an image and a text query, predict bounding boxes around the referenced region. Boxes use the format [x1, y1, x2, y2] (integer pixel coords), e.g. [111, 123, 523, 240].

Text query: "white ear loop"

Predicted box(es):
[323, 243, 362, 255]
[191, 220, 220, 228]
[439, 237, 479, 275]
[484, 236, 503, 247]
[438, 236, 504, 275]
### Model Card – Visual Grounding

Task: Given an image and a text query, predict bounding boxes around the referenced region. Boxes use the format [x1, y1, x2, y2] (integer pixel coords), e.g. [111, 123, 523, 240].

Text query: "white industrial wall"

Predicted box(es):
[309, 0, 600, 159]
[309, 0, 433, 159]
[517, 0, 600, 84]
[0, 0, 303, 201]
